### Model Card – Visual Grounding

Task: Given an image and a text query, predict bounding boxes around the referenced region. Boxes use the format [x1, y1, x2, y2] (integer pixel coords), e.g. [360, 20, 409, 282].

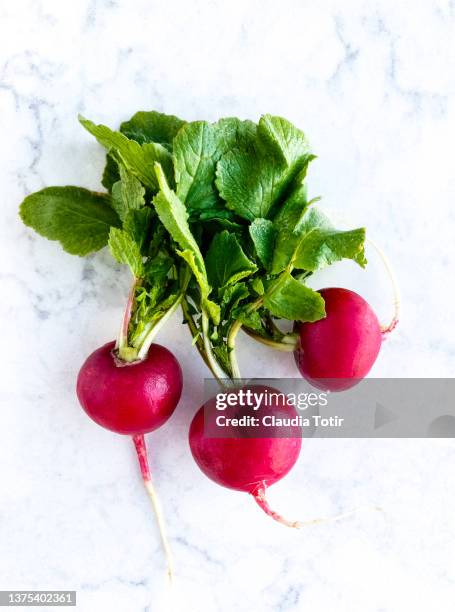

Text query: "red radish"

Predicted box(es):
[189, 386, 303, 528]
[77, 341, 182, 434]
[76, 340, 183, 581]
[294, 287, 382, 391]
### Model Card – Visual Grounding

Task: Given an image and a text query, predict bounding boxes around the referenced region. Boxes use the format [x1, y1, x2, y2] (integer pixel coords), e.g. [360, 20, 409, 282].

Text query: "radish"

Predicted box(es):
[77, 341, 182, 435]
[77, 340, 183, 581]
[189, 385, 383, 529]
[189, 386, 303, 528]
[294, 287, 382, 391]
[294, 240, 400, 391]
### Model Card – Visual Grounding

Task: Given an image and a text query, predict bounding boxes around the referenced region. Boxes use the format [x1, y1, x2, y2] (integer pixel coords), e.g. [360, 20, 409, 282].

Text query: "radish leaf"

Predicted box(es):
[108, 227, 144, 278]
[111, 165, 145, 221]
[206, 230, 257, 290]
[270, 166, 315, 273]
[249, 218, 276, 270]
[264, 272, 326, 322]
[292, 209, 366, 270]
[153, 163, 219, 323]
[174, 119, 256, 213]
[123, 208, 152, 253]
[120, 111, 186, 149]
[79, 116, 173, 190]
[102, 154, 120, 192]
[216, 115, 313, 221]
[20, 186, 120, 256]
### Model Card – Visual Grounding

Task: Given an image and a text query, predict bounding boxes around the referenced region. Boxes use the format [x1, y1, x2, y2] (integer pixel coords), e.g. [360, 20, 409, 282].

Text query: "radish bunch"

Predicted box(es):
[19, 110, 398, 577]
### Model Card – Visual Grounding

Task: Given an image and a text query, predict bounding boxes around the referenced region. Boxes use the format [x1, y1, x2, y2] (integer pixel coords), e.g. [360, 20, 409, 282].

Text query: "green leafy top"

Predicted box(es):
[19, 109, 367, 374]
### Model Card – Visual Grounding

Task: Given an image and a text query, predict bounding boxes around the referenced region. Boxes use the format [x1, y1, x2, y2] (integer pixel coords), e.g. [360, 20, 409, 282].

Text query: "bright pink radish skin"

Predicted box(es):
[77, 340, 182, 581]
[295, 287, 382, 391]
[77, 341, 182, 434]
[189, 386, 302, 528]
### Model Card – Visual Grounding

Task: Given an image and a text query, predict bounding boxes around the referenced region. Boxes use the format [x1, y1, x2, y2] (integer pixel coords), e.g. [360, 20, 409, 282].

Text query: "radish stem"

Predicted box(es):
[242, 327, 298, 352]
[227, 319, 243, 379]
[116, 266, 189, 363]
[201, 312, 230, 382]
[116, 278, 138, 361]
[367, 238, 400, 335]
[227, 297, 263, 378]
[181, 297, 212, 371]
[136, 294, 183, 361]
[181, 299, 232, 384]
[133, 434, 174, 584]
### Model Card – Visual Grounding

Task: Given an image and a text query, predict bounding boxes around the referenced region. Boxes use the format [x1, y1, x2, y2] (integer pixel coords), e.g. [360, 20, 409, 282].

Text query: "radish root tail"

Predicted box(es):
[133, 434, 174, 584]
[251, 485, 300, 529]
[366, 238, 400, 336]
[252, 485, 383, 529]
[296, 504, 384, 527]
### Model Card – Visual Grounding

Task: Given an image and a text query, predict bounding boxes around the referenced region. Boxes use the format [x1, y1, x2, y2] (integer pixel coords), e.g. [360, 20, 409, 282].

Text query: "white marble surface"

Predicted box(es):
[1, 1, 455, 610]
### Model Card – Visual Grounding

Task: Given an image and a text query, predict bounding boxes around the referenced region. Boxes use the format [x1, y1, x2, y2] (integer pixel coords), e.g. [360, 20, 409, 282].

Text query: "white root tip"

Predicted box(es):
[295, 504, 384, 528]
[252, 486, 383, 530]
[143, 479, 175, 585]
[366, 238, 401, 336]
